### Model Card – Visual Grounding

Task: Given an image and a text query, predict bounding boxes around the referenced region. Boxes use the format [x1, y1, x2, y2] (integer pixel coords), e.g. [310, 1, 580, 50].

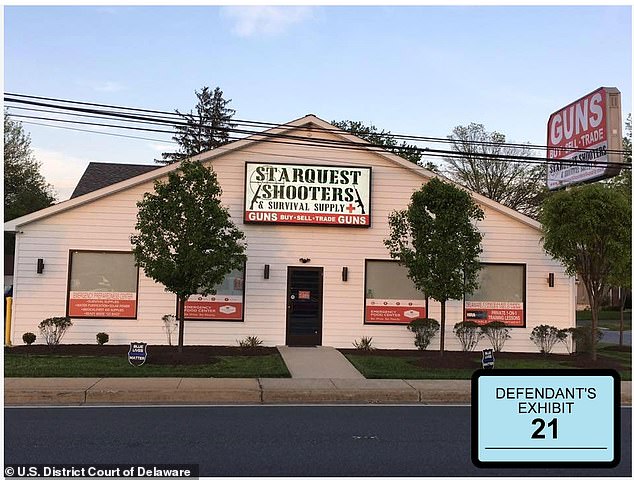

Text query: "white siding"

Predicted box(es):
[9, 127, 574, 352]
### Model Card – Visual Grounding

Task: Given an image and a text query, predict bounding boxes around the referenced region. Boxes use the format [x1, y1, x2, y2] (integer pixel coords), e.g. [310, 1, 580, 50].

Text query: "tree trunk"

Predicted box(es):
[619, 287, 625, 348]
[440, 301, 446, 357]
[177, 296, 186, 353]
[590, 297, 599, 362]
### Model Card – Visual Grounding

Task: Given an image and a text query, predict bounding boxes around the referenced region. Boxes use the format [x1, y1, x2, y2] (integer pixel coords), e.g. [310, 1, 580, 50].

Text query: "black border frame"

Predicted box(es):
[285, 265, 324, 346]
[363, 259, 428, 326]
[176, 262, 247, 322]
[471, 368, 621, 468]
[243, 161, 373, 228]
[463, 262, 527, 328]
[66, 249, 140, 320]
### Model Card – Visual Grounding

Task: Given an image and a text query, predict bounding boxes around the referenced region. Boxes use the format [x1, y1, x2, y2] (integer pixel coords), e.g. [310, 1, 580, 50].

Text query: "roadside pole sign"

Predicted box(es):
[472, 369, 620, 468]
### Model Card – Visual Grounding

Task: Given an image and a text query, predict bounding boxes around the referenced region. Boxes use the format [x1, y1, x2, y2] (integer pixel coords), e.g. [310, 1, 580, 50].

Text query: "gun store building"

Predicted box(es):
[4, 115, 575, 352]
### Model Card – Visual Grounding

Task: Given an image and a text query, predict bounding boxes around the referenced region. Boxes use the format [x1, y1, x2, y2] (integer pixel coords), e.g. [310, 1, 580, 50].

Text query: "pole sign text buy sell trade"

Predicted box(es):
[547, 87, 622, 190]
[244, 163, 372, 227]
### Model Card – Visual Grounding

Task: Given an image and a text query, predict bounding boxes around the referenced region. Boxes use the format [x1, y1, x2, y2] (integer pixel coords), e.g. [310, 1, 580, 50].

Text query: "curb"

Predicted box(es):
[4, 379, 632, 406]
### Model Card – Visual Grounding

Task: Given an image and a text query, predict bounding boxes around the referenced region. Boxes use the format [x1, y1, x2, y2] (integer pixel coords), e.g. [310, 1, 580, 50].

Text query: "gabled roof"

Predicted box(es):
[71, 162, 162, 199]
[4, 114, 542, 232]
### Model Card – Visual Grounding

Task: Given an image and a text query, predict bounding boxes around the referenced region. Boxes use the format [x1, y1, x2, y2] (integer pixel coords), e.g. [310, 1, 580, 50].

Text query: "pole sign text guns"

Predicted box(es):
[546, 87, 622, 190]
[244, 162, 372, 227]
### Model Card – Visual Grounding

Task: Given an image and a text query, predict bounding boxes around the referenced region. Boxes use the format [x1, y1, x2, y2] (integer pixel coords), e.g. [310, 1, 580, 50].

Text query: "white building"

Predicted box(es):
[4, 115, 574, 352]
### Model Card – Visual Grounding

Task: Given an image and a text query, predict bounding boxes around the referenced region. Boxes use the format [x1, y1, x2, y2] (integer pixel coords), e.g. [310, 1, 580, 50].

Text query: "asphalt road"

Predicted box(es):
[601, 329, 632, 346]
[4, 405, 631, 477]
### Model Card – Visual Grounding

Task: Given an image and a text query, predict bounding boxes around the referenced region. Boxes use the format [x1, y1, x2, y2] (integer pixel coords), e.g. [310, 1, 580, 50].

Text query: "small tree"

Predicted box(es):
[556, 328, 574, 355]
[481, 321, 510, 352]
[162, 314, 178, 346]
[529, 325, 560, 354]
[131, 160, 247, 352]
[540, 183, 631, 361]
[407, 318, 440, 351]
[385, 177, 484, 356]
[453, 321, 484, 351]
[38, 316, 72, 347]
[159, 86, 236, 164]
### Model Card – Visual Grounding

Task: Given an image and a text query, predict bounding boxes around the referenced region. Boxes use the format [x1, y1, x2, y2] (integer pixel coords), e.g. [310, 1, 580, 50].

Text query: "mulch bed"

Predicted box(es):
[338, 348, 627, 370]
[6, 345, 280, 366]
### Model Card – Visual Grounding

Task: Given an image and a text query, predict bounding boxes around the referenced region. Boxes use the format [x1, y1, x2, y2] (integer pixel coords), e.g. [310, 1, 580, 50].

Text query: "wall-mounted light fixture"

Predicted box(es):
[299, 258, 311, 264]
[548, 273, 555, 288]
[37, 258, 45, 274]
[342, 266, 348, 282]
[264, 264, 270, 279]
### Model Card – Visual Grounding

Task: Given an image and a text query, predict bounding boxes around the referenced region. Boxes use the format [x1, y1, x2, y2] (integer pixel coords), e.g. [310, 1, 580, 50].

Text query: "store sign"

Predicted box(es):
[547, 87, 622, 190]
[365, 299, 426, 324]
[465, 301, 524, 327]
[183, 294, 243, 320]
[244, 162, 371, 227]
[68, 291, 136, 318]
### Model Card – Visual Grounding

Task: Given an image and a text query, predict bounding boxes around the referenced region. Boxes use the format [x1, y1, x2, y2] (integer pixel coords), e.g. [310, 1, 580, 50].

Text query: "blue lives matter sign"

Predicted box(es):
[481, 349, 495, 369]
[128, 342, 147, 366]
[472, 369, 620, 468]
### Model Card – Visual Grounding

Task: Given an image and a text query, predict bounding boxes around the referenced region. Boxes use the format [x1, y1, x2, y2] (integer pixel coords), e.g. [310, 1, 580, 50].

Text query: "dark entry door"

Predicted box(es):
[286, 267, 323, 346]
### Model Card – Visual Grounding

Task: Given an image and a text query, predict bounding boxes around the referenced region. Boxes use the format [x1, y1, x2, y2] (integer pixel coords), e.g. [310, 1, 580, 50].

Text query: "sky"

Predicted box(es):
[4, 5, 632, 200]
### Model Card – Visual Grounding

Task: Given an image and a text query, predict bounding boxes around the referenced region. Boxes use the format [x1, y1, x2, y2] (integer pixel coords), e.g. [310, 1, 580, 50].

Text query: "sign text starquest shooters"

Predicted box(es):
[244, 163, 372, 227]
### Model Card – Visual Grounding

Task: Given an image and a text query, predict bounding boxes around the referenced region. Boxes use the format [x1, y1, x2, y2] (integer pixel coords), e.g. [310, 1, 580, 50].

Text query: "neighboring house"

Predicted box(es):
[3, 115, 575, 352]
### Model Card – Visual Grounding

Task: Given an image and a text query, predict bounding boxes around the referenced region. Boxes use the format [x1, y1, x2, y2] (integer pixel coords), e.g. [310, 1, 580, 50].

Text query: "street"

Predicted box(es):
[4, 405, 631, 477]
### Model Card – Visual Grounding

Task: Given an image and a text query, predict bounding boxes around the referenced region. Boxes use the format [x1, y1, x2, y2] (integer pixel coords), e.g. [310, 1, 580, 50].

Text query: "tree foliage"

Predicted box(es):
[131, 160, 247, 351]
[539, 183, 631, 360]
[159, 86, 236, 164]
[385, 177, 484, 355]
[332, 120, 439, 172]
[444, 123, 547, 218]
[4, 113, 56, 250]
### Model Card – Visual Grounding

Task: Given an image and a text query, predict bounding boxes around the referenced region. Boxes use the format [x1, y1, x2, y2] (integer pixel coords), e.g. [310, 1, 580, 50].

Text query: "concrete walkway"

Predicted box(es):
[5, 378, 631, 406]
[276, 346, 365, 379]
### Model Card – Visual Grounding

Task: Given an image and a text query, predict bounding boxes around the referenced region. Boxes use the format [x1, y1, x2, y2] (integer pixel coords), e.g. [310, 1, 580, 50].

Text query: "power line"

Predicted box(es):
[7, 110, 629, 170]
[6, 91, 628, 155]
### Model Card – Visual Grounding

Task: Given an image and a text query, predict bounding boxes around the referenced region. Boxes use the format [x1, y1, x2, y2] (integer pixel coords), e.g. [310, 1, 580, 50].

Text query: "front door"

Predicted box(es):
[286, 267, 323, 346]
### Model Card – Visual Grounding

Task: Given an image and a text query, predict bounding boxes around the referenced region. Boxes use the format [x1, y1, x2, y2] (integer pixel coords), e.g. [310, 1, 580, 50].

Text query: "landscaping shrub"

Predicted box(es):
[557, 328, 574, 354]
[453, 321, 483, 351]
[529, 325, 560, 354]
[22, 332, 36, 345]
[96, 332, 109, 345]
[407, 318, 440, 351]
[481, 321, 511, 352]
[569, 326, 603, 354]
[162, 314, 178, 346]
[238, 336, 263, 348]
[38, 316, 73, 347]
[352, 336, 374, 351]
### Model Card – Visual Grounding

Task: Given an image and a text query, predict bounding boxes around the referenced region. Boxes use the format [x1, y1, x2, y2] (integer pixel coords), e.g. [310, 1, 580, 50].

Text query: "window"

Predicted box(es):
[364, 260, 426, 324]
[67, 250, 138, 319]
[464, 263, 526, 327]
[180, 267, 246, 321]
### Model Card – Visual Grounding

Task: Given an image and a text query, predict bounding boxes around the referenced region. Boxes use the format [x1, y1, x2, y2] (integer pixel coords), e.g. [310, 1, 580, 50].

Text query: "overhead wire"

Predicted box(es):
[5, 91, 629, 155]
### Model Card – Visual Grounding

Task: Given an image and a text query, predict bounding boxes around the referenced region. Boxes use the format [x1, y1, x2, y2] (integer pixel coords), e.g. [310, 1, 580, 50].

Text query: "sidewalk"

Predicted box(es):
[4, 378, 632, 406]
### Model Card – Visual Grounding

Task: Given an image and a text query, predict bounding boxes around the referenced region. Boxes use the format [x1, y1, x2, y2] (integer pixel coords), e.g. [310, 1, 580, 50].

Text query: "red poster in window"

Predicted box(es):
[365, 299, 426, 324]
[184, 294, 243, 320]
[68, 291, 136, 318]
[298, 290, 310, 300]
[464, 301, 524, 326]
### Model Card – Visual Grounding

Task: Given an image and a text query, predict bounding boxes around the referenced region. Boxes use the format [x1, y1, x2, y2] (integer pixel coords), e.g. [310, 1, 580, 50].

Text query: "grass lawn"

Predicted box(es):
[576, 309, 631, 331]
[344, 346, 631, 381]
[4, 353, 291, 378]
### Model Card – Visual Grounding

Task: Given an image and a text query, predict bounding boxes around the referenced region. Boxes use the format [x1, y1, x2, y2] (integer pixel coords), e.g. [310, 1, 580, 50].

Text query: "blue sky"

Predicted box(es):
[4, 5, 632, 200]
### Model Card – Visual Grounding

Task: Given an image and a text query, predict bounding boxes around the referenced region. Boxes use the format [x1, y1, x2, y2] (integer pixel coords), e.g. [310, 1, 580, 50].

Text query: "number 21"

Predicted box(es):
[531, 418, 558, 439]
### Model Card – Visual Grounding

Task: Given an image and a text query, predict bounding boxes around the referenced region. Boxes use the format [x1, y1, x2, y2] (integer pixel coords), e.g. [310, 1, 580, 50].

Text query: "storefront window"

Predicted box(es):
[464, 263, 526, 327]
[364, 260, 426, 324]
[181, 267, 245, 321]
[67, 251, 138, 318]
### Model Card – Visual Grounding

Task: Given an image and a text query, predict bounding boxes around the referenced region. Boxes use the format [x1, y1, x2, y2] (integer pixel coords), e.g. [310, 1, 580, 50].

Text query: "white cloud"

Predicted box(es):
[147, 142, 171, 153]
[92, 81, 125, 93]
[34, 148, 92, 201]
[222, 6, 313, 38]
